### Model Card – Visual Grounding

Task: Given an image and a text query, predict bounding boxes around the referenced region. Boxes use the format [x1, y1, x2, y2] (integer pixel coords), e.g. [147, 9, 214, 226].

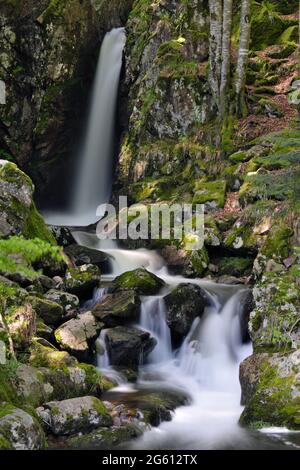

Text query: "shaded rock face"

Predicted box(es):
[44, 289, 79, 313]
[105, 326, 157, 367]
[55, 311, 103, 360]
[0, 0, 133, 208]
[239, 351, 300, 429]
[238, 290, 253, 344]
[164, 283, 207, 343]
[0, 405, 45, 450]
[36, 396, 112, 436]
[92, 290, 140, 326]
[64, 244, 110, 269]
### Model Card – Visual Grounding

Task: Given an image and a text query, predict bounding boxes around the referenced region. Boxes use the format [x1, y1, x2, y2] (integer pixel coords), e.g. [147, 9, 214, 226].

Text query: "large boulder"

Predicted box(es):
[114, 268, 165, 295]
[28, 295, 64, 326]
[55, 311, 103, 360]
[64, 264, 101, 298]
[104, 326, 157, 367]
[0, 161, 55, 243]
[92, 290, 140, 326]
[164, 284, 208, 342]
[36, 396, 112, 436]
[0, 405, 45, 450]
[240, 350, 300, 429]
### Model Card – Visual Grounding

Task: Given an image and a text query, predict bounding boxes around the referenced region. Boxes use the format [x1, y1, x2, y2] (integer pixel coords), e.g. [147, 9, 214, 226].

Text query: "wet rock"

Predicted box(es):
[54, 311, 103, 360]
[44, 289, 79, 313]
[238, 290, 254, 344]
[66, 424, 142, 449]
[92, 290, 140, 326]
[240, 350, 300, 429]
[36, 396, 112, 436]
[65, 264, 101, 298]
[105, 326, 157, 367]
[164, 284, 207, 342]
[0, 405, 45, 450]
[114, 268, 165, 295]
[64, 244, 110, 268]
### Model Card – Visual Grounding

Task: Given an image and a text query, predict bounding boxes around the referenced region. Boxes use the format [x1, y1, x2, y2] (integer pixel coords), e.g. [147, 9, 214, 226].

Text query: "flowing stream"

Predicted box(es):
[45, 29, 300, 449]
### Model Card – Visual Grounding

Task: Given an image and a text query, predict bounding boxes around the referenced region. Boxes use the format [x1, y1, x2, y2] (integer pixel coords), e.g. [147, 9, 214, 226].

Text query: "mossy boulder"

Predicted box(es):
[29, 340, 78, 369]
[240, 350, 300, 429]
[54, 311, 103, 360]
[92, 290, 140, 327]
[28, 295, 64, 326]
[114, 268, 165, 295]
[164, 284, 208, 343]
[36, 396, 112, 436]
[64, 264, 101, 298]
[0, 404, 46, 450]
[218, 257, 253, 277]
[66, 424, 142, 450]
[183, 247, 209, 278]
[0, 161, 55, 243]
[44, 289, 79, 313]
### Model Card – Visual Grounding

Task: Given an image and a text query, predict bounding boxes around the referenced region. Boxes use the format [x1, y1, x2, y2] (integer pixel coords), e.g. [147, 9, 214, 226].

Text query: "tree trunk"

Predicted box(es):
[209, 0, 223, 111]
[235, 0, 251, 116]
[220, 0, 233, 118]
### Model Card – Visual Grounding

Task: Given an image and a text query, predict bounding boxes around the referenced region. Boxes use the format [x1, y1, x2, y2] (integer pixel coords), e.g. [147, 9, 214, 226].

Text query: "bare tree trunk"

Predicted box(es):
[220, 0, 233, 118]
[209, 0, 223, 111]
[235, 0, 251, 116]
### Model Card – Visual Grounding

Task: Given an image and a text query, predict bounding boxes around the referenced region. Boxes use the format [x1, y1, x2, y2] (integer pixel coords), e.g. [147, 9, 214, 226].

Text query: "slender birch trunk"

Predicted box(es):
[235, 0, 251, 116]
[209, 0, 223, 111]
[220, 0, 233, 118]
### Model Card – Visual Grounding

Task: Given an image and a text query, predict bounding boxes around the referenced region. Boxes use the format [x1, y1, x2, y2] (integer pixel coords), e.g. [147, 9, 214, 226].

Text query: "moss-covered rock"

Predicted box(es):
[92, 290, 140, 326]
[0, 161, 55, 243]
[114, 268, 164, 295]
[240, 351, 300, 429]
[183, 247, 209, 278]
[0, 405, 46, 450]
[36, 396, 112, 436]
[218, 257, 253, 277]
[193, 180, 226, 209]
[66, 424, 142, 449]
[64, 264, 101, 298]
[28, 295, 64, 326]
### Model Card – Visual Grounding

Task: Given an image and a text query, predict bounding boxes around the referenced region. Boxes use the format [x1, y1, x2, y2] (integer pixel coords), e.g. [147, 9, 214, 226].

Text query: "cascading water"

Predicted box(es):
[140, 296, 172, 364]
[44, 28, 126, 227]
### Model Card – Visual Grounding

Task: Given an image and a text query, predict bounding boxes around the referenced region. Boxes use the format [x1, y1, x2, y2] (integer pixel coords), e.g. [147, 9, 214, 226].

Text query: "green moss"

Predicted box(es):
[0, 360, 20, 405]
[240, 361, 300, 429]
[261, 224, 293, 260]
[0, 434, 13, 450]
[0, 236, 64, 280]
[23, 205, 56, 245]
[115, 268, 164, 295]
[218, 257, 253, 277]
[193, 180, 226, 207]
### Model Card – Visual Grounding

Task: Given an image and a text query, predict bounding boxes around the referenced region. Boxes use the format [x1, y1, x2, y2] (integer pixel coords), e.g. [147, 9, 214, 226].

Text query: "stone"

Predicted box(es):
[0, 405, 45, 450]
[92, 290, 140, 326]
[238, 290, 253, 344]
[66, 424, 142, 449]
[0, 161, 55, 243]
[29, 341, 78, 369]
[65, 264, 101, 298]
[54, 311, 103, 360]
[36, 396, 112, 436]
[164, 284, 207, 342]
[104, 326, 157, 367]
[114, 268, 165, 295]
[28, 295, 64, 326]
[240, 350, 300, 429]
[44, 289, 79, 313]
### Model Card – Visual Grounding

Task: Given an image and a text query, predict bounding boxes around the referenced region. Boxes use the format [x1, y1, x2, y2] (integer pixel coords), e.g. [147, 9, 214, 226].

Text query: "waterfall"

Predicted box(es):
[45, 28, 126, 227]
[140, 296, 172, 364]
